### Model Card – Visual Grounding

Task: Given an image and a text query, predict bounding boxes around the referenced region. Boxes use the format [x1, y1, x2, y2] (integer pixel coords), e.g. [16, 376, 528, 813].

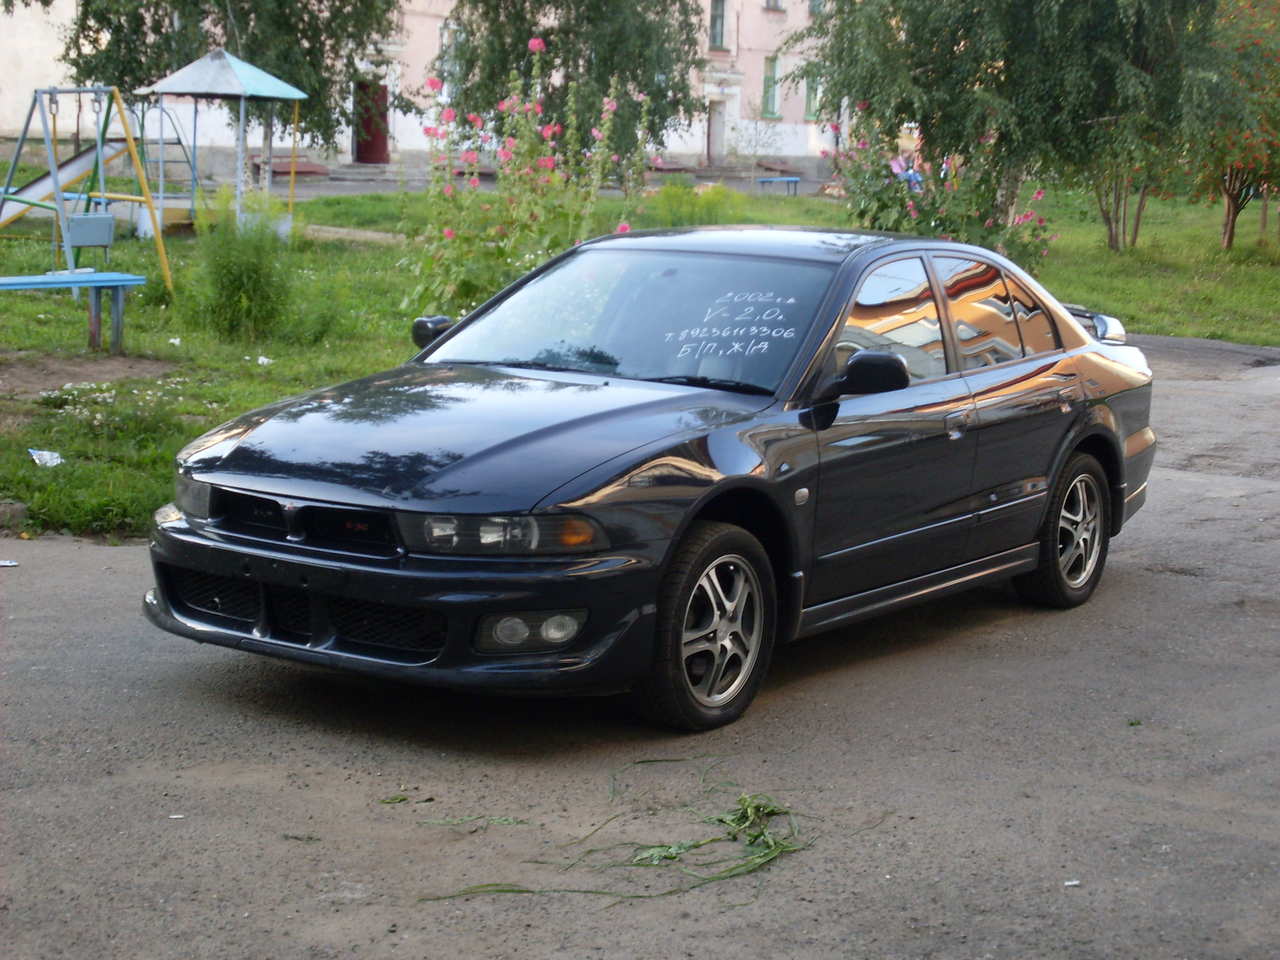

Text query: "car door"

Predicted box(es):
[931, 255, 1084, 558]
[808, 255, 978, 605]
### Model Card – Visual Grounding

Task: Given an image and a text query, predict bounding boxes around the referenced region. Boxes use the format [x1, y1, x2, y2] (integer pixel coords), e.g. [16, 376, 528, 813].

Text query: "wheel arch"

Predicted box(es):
[1059, 428, 1126, 536]
[670, 483, 802, 645]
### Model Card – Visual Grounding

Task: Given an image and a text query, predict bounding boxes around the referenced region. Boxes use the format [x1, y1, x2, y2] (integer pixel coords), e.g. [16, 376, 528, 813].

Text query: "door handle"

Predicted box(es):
[944, 409, 971, 440]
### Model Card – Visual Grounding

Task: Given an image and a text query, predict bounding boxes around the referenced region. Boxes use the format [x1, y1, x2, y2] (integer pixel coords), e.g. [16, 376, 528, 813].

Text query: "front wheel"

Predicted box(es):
[636, 521, 777, 731]
[1014, 452, 1111, 608]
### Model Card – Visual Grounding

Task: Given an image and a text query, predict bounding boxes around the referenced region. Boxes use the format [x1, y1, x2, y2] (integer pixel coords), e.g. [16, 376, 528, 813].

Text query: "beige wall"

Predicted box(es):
[1, 0, 77, 137]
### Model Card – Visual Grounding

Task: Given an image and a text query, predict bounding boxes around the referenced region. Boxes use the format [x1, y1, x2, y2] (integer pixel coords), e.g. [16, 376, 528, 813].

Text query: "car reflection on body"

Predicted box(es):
[143, 227, 1155, 730]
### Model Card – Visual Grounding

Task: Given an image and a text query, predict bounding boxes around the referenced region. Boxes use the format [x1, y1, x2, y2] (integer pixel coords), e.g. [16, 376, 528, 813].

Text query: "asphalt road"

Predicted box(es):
[3, 334, 1278, 960]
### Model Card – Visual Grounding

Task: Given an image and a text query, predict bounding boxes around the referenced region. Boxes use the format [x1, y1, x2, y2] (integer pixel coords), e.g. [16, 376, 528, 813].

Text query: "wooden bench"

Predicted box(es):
[757, 176, 800, 196]
[0, 271, 147, 354]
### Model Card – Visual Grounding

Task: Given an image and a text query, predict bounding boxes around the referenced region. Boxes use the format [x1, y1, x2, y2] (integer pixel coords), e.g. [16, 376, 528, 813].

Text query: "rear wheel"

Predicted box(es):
[637, 522, 776, 731]
[1014, 452, 1111, 608]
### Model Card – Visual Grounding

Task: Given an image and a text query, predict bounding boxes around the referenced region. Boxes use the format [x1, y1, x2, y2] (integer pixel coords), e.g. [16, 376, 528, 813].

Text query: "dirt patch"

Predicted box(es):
[0, 351, 173, 400]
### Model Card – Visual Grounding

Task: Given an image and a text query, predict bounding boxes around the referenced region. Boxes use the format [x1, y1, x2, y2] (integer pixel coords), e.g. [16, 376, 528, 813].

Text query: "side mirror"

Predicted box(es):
[816, 350, 910, 403]
[412, 315, 453, 348]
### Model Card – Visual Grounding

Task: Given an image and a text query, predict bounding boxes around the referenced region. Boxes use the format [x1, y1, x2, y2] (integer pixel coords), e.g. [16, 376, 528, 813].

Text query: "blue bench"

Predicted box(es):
[757, 176, 800, 196]
[0, 271, 147, 354]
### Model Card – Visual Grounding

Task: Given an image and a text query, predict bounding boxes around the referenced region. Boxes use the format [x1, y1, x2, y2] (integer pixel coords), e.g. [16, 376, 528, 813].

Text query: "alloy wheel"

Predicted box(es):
[680, 554, 763, 708]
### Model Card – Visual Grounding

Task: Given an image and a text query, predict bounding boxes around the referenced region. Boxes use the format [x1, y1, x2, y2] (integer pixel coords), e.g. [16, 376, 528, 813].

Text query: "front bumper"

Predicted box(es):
[144, 515, 665, 694]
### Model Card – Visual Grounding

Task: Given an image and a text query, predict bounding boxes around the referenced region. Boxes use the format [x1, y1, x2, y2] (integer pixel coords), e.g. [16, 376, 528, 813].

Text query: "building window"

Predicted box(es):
[762, 56, 779, 118]
[804, 79, 819, 120]
[765, 0, 784, 10]
[710, 0, 726, 48]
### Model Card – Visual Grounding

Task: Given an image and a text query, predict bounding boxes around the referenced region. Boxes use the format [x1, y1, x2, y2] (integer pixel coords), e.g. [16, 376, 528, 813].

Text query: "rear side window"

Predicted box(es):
[1003, 274, 1060, 355]
[933, 256, 1023, 370]
[837, 257, 947, 382]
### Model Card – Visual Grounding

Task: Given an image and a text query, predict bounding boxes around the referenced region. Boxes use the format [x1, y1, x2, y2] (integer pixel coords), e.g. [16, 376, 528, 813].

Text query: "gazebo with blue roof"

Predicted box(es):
[135, 47, 308, 219]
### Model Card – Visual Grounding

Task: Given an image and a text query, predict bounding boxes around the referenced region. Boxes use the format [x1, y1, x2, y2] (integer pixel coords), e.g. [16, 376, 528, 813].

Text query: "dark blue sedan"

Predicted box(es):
[144, 227, 1155, 729]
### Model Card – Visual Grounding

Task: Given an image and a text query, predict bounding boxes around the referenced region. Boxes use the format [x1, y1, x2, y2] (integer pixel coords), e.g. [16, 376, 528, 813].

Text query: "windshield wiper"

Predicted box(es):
[643, 375, 774, 396]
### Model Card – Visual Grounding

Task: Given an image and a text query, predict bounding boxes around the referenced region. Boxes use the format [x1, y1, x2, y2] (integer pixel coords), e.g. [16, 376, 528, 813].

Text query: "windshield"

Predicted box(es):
[425, 248, 837, 393]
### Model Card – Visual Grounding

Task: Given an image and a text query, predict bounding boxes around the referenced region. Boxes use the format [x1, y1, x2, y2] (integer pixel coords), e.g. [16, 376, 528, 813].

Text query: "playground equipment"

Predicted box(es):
[0, 86, 174, 293]
[135, 47, 307, 222]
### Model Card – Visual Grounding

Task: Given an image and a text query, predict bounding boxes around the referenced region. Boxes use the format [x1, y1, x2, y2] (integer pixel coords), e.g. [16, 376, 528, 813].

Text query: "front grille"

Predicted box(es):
[301, 507, 398, 556]
[217, 490, 288, 540]
[161, 563, 444, 662]
[331, 597, 447, 654]
[170, 568, 260, 623]
[267, 585, 312, 639]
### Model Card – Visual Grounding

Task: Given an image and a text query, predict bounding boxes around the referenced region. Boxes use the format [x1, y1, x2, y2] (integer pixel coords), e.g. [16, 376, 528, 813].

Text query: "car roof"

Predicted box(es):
[582, 225, 898, 264]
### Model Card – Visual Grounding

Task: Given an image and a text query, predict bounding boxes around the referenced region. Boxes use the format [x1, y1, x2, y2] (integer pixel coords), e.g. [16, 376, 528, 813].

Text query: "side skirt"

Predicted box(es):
[796, 544, 1039, 639]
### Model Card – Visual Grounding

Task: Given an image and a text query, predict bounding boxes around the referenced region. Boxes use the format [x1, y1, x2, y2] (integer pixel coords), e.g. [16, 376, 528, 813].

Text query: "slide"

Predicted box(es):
[0, 138, 129, 228]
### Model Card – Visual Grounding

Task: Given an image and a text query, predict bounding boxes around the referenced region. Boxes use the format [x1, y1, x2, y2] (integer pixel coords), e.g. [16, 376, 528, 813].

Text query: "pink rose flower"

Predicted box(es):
[602, 97, 617, 113]
[426, 76, 443, 92]
[480, 132, 492, 143]
[610, 154, 619, 163]
[469, 176, 480, 188]
[442, 227, 454, 239]
[591, 127, 604, 141]
[857, 139, 869, 149]
[830, 122, 841, 134]
[423, 126, 437, 138]
[461, 150, 479, 164]
[534, 102, 543, 115]
[497, 148, 513, 163]
[855, 101, 869, 111]
[441, 107, 456, 123]
[528, 37, 546, 53]
[467, 113, 483, 129]
[616, 222, 631, 233]
[1032, 188, 1045, 201]
[1037, 216, 1046, 226]
[983, 218, 994, 228]
[443, 184, 454, 196]
[505, 137, 517, 151]
[536, 155, 556, 170]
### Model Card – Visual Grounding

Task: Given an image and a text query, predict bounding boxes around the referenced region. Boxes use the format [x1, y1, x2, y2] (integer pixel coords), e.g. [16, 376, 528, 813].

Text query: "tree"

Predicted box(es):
[788, 0, 1219, 245]
[13, 0, 411, 147]
[1182, 0, 1280, 249]
[437, 0, 705, 154]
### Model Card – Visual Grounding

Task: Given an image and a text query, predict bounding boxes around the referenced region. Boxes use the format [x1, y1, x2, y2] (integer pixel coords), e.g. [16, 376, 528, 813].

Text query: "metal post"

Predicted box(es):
[235, 95, 246, 220]
[191, 98, 199, 219]
[37, 90, 77, 274]
[158, 93, 166, 231]
[1, 94, 37, 225]
[88, 287, 103, 350]
[110, 285, 125, 354]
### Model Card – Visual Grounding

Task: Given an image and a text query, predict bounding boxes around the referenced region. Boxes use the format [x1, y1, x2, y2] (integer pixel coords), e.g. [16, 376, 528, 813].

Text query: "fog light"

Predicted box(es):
[476, 610, 587, 653]
[492, 616, 531, 646]
[540, 614, 579, 644]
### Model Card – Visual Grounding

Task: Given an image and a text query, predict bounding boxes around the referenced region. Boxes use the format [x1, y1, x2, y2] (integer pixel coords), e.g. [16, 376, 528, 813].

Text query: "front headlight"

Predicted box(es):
[395, 513, 608, 555]
[174, 473, 213, 519]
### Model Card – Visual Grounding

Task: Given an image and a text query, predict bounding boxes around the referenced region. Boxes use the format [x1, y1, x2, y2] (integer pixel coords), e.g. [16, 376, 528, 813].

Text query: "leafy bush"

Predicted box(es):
[832, 128, 1054, 267]
[405, 48, 651, 318]
[188, 188, 295, 341]
[647, 182, 745, 227]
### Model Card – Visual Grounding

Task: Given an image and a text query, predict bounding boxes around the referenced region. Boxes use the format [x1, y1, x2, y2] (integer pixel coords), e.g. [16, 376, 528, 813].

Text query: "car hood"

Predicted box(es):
[179, 362, 764, 513]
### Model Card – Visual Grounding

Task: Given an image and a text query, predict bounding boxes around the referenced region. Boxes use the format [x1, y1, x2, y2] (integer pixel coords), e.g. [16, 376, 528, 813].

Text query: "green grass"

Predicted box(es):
[1032, 187, 1280, 346]
[0, 183, 1276, 535]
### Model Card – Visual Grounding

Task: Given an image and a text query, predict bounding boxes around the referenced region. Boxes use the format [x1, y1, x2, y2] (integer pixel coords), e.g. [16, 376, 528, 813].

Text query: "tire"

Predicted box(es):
[1014, 452, 1111, 608]
[636, 521, 777, 731]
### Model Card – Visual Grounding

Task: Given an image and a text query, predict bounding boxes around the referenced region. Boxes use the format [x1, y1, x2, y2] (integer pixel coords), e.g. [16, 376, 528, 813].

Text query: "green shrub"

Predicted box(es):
[648, 182, 745, 227]
[188, 188, 295, 341]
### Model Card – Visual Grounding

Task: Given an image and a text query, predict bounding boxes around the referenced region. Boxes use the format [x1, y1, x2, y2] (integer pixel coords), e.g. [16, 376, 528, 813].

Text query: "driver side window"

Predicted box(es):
[833, 257, 947, 382]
